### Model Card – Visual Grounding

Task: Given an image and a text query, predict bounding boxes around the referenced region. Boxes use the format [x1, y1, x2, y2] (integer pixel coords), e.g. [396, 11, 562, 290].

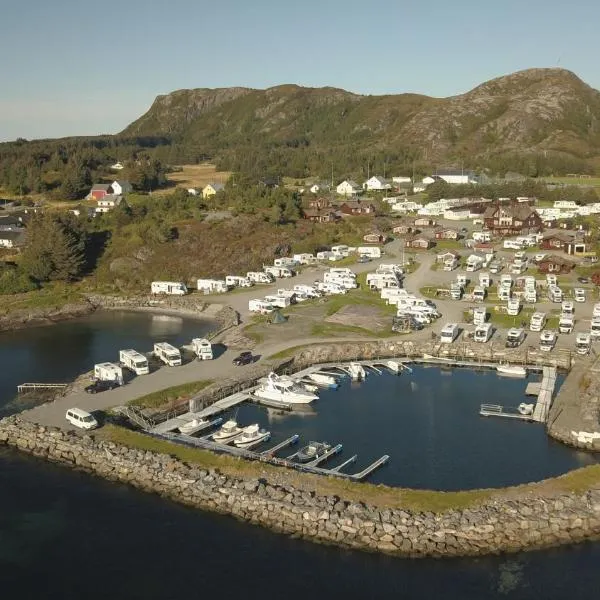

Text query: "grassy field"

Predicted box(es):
[541, 176, 600, 187]
[165, 164, 231, 191]
[0, 284, 84, 315]
[95, 424, 600, 512]
[128, 380, 213, 409]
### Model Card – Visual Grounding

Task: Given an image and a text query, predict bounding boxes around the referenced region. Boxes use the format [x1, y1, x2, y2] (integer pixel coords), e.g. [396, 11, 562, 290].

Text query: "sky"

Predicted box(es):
[1, 0, 600, 141]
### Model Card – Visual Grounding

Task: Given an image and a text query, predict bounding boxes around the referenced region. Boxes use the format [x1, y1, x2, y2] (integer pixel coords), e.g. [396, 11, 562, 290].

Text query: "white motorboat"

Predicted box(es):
[295, 441, 331, 463]
[233, 424, 270, 447]
[496, 364, 527, 378]
[302, 382, 319, 393]
[254, 372, 318, 404]
[386, 360, 401, 373]
[307, 372, 338, 388]
[348, 362, 366, 381]
[518, 403, 534, 415]
[178, 417, 209, 435]
[212, 419, 243, 442]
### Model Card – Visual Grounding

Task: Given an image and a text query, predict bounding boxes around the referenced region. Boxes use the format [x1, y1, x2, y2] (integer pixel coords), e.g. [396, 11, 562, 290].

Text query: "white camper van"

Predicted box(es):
[529, 312, 546, 332]
[197, 279, 229, 294]
[473, 323, 493, 343]
[264, 294, 291, 308]
[93, 362, 123, 384]
[264, 266, 294, 278]
[119, 349, 149, 375]
[225, 275, 253, 288]
[151, 281, 188, 295]
[248, 299, 275, 314]
[192, 338, 213, 360]
[247, 271, 274, 284]
[153, 342, 182, 367]
[66, 408, 98, 430]
[439, 323, 459, 344]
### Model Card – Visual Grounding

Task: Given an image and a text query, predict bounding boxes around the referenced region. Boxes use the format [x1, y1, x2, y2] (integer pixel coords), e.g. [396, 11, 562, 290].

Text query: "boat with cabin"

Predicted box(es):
[348, 362, 366, 381]
[254, 372, 318, 404]
[295, 441, 331, 463]
[233, 424, 270, 447]
[307, 372, 338, 388]
[178, 418, 209, 435]
[496, 363, 527, 378]
[212, 419, 243, 442]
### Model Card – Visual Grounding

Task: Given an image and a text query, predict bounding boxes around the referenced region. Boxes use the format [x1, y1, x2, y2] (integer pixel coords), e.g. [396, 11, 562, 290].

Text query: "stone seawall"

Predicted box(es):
[2, 417, 600, 558]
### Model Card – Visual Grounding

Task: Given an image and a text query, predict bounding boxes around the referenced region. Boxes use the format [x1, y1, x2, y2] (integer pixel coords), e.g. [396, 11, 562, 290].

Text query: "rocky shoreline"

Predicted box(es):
[1, 416, 599, 558]
[0, 300, 96, 332]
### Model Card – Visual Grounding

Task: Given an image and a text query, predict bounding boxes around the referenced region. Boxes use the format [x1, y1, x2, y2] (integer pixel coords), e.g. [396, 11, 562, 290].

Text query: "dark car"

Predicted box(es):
[85, 380, 119, 394]
[357, 255, 371, 263]
[578, 277, 590, 284]
[232, 351, 254, 366]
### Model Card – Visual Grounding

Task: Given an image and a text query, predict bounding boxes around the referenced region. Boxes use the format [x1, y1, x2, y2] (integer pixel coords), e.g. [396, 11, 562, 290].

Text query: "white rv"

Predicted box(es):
[439, 323, 460, 343]
[539, 330, 557, 352]
[478, 272, 491, 288]
[225, 275, 253, 288]
[119, 349, 149, 375]
[548, 285, 563, 303]
[356, 246, 381, 258]
[248, 299, 275, 314]
[317, 282, 347, 295]
[151, 281, 188, 295]
[473, 287, 486, 302]
[293, 284, 321, 298]
[264, 265, 294, 278]
[330, 245, 350, 257]
[576, 333, 592, 355]
[558, 315, 574, 334]
[529, 312, 546, 332]
[443, 258, 458, 271]
[192, 338, 213, 360]
[197, 279, 229, 294]
[561, 301, 575, 317]
[264, 294, 291, 308]
[292, 253, 316, 265]
[274, 257, 298, 268]
[507, 298, 521, 316]
[153, 342, 182, 367]
[591, 318, 600, 339]
[473, 323, 493, 343]
[94, 362, 123, 384]
[329, 267, 356, 278]
[247, 271, 274, 284]
[473, 307, 487, 326]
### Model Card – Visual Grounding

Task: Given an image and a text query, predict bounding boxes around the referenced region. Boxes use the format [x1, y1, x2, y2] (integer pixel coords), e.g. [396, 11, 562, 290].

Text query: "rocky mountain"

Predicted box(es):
[122, 68, 600, 173]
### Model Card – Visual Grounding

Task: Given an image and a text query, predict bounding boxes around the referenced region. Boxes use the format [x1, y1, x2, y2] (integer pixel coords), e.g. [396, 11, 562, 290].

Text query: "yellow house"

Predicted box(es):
[202, 182, 225, 199]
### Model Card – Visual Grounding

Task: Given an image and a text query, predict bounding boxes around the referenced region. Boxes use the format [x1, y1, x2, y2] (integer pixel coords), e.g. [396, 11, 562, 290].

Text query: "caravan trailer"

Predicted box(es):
[248, 299, 275, 314]
[153, 342, 182, 367]
[225, 275, 253, 288]
[119, 349, 149, 375]
[94, 362, 123, 384]
[356, 246, 382, 259]
[264, 266, 294, 278]
[247, 271, 274, 284]
[197, 279, 229, 294]
[192, 338, 213, 360]
[151, 281, 188, 295]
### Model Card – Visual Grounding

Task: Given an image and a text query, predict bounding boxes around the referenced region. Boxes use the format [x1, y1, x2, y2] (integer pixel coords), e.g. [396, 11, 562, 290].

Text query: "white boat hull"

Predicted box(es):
[234, 432, 270, 447]
[308, 373, 337, 386]
[254, 388, 315, 404]
[497, 365, 527, 377]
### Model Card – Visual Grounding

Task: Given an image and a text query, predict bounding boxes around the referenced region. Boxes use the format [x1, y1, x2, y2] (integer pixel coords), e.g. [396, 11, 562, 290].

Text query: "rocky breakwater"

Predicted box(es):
[2, 417, 600, 558]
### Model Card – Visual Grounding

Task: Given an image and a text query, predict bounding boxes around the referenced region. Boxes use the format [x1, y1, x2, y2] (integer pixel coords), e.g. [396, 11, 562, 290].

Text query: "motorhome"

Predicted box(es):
[316, 251, 333, 261]
[380, 288, 410, 302]
[247, 271, 274, 284]
[473, 307, 487, 326]
[546, 274, 558, 287]
[489, 261, 502, 274]
[356, 246, 382, 258]
[450, 282, 463, 300]
[248, 299, 275, 314]
[151, 281, 188, 295]
[574, 288, 586, 303]
[591, 318, 600, 339]
[293, 284, 321, 298]
[524, 288, 537, 303]
[593, 303, 600, 319]
[473, 287, 486, 302]
[530, 312, 546, 332]
[94, 362, 123, 384]
[498, 286, 511, 301]
[558, 314, 574, 334]
[264, 294, 291, 308]
[264, 265, 294, 278]
[576, 333, 592, 355]
[377, 264, 404, 275]
[225, 275, 253, 288]
[329, 267, 356, 278]
[465, 257, 483, 272]
[505, 328, 525, 348]
[274, 257, 298, 268]
[324, 273, 358, 289]
[478, 272, 491, 288]
[192, 338, 213, 360]
[548, 285, 563, 303]
[503, 239, 524, 250]
[511, 263, 526, 275]
[500, 275, 513, 288]
[473, 323, 493, 343]
[456, 274, 468, 287]
[330, 245, 350, 257]
[316, 282, 346, 295]
[443, 258, 458, 271]
[439, 323, 460, 344]
[276, 289, 299, 302]
[507, 298, 521, 316]
[119, 349, 149, 375]
[366, 272, 400, 290]
[292, 253, 316, 265]
[197, 279, 229, 294]
[561, 301, 575, 317]
[539, 330, 557, 352]
[153, 342, 182, 367]
[472, 231, 492, 243]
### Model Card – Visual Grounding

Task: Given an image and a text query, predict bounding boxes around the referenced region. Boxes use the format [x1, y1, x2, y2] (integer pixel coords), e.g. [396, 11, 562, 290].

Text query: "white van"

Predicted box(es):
[439, 323, 459, 343]
[66, 408, 98, 430]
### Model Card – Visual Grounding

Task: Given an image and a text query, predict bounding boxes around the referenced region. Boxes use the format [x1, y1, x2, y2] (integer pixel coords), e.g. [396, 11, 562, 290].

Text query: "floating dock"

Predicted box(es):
[479, 404, 533, 421]
[261, 435, 299, 456]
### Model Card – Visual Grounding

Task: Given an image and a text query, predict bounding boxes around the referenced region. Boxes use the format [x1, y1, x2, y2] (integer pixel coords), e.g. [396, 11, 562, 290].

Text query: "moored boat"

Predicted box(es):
[348, 362, 366, 381]
[295, 441, 331, 463]
[254, 372, 318, 404]
[518, 403, 534, 415]
[307, 372, 338, 388]
[212, 419, 243, 442]
[233, 424, 270, 447]
[496, 363, 527, 377]
[386, 360, 401, 373]
[178, 418, 209, 435]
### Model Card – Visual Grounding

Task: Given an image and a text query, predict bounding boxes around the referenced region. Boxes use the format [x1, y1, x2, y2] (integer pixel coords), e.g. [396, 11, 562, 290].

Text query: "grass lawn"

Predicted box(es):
[128, 380, 213, 409]
[95, 424, 600, 512]
[0, 284, 84, 315]
[541, 176, 600, 187]
[433, 239, 463, 250]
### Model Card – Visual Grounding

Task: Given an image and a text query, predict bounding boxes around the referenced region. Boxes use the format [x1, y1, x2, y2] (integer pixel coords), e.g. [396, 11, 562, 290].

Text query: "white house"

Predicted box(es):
[435, 170, 478, 185]
[95, 195, 124, 214]
[111, 180, 133, 195]
[444, 208, 471, 220]
[392, 176, 412, 184]
[202, 182, 225, 198]
[363, 175, 391, 191]
[336, 180, 361, 196]
[309, 182, 330, 194]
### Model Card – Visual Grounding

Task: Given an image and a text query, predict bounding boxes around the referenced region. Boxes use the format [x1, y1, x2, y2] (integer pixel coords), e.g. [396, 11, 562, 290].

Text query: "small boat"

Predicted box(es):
[233, 424, 270, 447]
[295, 441, 331, 463]
[178, 417, 208, 435]
[212, 419, 243, 442]
[348, 362, 366, 381]
[518, 403, 534, 415]
[307, 372, 338, 388]
[496, 364, 527, 378]
[386, 360, 401, 373]
[302, 382, 319, 393]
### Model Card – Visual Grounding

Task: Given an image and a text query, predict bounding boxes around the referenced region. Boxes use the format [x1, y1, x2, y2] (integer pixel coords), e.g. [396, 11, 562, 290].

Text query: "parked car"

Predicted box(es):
[233, 351, 254, 366]
[357, 255, 371, 263]
[577, 277, 590, 284]
[85, 380, 119, 394]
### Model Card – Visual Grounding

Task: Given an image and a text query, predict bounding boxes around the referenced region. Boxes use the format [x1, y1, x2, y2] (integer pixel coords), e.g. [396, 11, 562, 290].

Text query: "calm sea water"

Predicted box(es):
[0, 310, 216, 413]
[235, 367, 595, 489]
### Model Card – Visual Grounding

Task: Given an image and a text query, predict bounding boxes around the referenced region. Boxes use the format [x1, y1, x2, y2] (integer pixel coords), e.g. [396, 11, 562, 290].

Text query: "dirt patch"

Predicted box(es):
[326, 304, 389, 332]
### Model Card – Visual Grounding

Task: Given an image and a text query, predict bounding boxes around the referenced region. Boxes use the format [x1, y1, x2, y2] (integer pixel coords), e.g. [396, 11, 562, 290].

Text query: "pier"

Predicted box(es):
[17, 383, 68, 394]
[479, 404, 533, 421]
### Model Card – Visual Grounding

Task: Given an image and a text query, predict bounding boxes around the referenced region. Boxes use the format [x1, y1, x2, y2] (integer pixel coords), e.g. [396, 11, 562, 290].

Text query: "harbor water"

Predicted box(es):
[0, 310, 217, 415]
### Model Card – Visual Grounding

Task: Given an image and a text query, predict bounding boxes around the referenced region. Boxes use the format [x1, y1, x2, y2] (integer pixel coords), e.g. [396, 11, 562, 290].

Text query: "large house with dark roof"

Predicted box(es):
[483, 203, 542, 236]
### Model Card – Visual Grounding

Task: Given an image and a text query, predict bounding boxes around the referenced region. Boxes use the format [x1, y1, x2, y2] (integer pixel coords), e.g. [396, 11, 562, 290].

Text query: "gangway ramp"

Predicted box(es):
[193, 392, 252, 419]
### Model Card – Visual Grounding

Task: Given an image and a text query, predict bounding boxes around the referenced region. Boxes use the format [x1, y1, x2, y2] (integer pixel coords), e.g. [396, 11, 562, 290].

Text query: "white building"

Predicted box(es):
[435, 170, 478, 185]
[111, 180, 133, 195]
[392, 176, 412, 184]
[95, 195, 124, 214]
[554, 200, 578, 209]
[391, 201, 421, 213]
[309, 182, 330, 194]
[336, 180, 361, 196]
[363, 176, 391, 191]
